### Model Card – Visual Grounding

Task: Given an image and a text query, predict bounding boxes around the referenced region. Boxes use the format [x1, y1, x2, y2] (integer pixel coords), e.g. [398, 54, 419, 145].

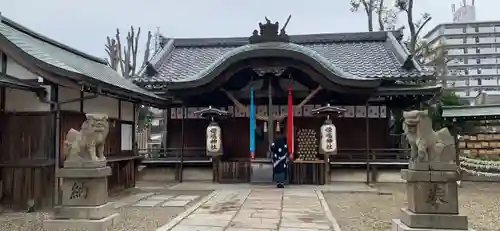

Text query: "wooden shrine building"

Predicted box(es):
[0, 16, 166, 208]
[134, 17, 441, 184]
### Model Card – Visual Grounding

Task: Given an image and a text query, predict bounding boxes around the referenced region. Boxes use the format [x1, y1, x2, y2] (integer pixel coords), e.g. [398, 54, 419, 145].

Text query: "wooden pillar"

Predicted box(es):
[178, 105, 186, 182]
[267, 76, 273, 158]
[51, 85, 59, 207]
[79, 91, 84, 112]
[132, 104, 138, 155]
[449, 118, 462, 181]
[162, 107, 170, 157]
[213, 156, 219, 183]
[365, 104, 371, 184]
[324, 154, 330, 184]
[118, 100, 122, 120]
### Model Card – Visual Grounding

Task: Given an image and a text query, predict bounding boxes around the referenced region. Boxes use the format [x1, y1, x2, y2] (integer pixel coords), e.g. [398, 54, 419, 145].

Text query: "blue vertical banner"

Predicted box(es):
[249, 86, 255, 160]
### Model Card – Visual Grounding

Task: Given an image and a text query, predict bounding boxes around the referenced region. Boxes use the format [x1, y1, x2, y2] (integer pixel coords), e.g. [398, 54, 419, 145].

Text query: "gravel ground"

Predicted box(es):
[324, 182, 500, 231]
[0, 182, 212, 231]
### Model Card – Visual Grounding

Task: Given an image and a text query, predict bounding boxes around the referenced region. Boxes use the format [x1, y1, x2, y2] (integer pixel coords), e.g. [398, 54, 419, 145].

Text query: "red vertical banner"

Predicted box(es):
[286, 84, 294, 159]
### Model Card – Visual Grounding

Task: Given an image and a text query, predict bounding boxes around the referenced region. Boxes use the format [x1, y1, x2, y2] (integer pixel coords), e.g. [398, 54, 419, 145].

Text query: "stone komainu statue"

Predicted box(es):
[63, 114, 110, 162]
[402, 110, 455, 163]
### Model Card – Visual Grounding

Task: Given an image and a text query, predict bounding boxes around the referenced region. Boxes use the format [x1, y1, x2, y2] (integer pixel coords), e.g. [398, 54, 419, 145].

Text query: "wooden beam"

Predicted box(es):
[226, 90, 319, 99]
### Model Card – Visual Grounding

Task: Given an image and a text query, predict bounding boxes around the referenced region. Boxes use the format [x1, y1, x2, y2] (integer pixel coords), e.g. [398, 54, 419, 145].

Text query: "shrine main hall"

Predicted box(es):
[134, 17, 439, 184]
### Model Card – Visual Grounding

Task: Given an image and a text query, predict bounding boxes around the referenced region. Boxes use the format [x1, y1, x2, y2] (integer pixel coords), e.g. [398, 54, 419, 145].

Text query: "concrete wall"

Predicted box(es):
[5, 55, 38, 80]
[3, 54, 51, 112]
[83, 93, 119, 119]
[120, 101, 134, 122]
[58, 86, 81, 111]
[5, 88, 50, 112]
[57, 87, 135, 122]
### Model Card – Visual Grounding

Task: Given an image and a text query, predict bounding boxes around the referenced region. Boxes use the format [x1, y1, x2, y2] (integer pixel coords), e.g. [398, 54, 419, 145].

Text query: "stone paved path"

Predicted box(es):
[112, 192, 202, 209]
[164, 189, 335, 231]
[132, 194, 200, 207]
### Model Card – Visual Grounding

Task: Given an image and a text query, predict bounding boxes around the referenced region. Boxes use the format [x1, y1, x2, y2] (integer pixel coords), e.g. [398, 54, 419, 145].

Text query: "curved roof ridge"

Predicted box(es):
[1, 16, 107, 65]
[166, 30, 402, 47]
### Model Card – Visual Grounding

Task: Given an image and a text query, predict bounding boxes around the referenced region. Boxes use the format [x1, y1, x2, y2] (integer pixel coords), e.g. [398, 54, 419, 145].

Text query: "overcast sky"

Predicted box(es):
[2, 0, 497, 60]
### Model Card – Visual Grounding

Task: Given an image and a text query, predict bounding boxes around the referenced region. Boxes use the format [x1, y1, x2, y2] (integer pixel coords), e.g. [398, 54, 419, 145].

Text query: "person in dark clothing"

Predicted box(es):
[271, 132, 289, 188]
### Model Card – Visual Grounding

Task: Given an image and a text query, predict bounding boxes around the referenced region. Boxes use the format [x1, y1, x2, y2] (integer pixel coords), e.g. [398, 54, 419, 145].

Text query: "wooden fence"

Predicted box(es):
[0, 112, 56, 209]
[136, 130, 148, 154]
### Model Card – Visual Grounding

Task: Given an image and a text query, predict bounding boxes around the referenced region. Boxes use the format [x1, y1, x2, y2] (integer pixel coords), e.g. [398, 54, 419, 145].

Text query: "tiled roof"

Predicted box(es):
[133, 31, 433, 85]
[0, 17, 164, 102]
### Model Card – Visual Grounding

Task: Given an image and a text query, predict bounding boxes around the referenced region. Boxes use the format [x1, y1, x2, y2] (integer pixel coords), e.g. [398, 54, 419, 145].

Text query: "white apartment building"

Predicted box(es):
[422, 1, 500, 100]
[424, 21, 500, 99]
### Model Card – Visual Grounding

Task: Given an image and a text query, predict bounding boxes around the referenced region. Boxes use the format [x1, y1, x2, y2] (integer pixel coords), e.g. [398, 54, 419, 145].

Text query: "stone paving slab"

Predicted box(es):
[226, 228, 275, 231]
[279, 228, 330, 231]
[130, 194, 201, 208]
[150, 195, 175, 201]
[170, 225, 224, 231]
[174, 195, 200, 201]
[162, 200, 192, 207]
[157, 188, 338, 231]
[133, 199, 164, 207]
[113, 192, 154, 208]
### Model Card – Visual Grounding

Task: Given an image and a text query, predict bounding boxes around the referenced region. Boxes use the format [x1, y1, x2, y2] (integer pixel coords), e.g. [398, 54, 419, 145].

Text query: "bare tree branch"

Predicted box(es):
[396, 0, 431, 55]
[105, 26, 154, 77]
[131, 26, 141, 75]
[142, 31, 152, 68]
[415, 16, 432, 39]
[104, 36, 119, 70]
[115, 29, 125, 76]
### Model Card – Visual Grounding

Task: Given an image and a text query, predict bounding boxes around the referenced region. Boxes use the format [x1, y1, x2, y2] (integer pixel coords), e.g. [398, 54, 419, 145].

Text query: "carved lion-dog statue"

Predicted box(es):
[63, 114, 109, 162]
[402, 110, 455, 163]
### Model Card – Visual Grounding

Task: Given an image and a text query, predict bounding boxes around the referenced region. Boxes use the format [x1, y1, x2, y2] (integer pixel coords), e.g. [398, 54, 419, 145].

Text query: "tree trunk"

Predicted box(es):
[362, 0, 375, 32]
[367, 11, 374, 31]
[407, 0, 417, 53]
[378, 0, 385, 30]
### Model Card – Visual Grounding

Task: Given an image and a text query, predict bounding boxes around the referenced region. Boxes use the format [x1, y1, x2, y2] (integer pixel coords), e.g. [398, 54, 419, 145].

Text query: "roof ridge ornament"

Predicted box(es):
[249, 15, 291, 44]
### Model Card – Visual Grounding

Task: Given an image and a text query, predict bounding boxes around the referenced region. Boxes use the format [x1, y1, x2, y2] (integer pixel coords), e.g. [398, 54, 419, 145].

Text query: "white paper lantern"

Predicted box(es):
[206, 123, 222, 155]
[319, 122, 337, 155]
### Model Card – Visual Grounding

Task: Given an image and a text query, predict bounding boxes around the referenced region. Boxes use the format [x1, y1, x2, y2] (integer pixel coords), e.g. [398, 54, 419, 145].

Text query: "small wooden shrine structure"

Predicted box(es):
[0, 16, 166, 208]
[133, 16, 440, 184]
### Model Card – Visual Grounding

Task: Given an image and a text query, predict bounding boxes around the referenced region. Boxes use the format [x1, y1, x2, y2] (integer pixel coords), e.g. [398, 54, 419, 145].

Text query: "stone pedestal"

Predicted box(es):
[391, 163, 474, 231]
[43, 161, 120, 231]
